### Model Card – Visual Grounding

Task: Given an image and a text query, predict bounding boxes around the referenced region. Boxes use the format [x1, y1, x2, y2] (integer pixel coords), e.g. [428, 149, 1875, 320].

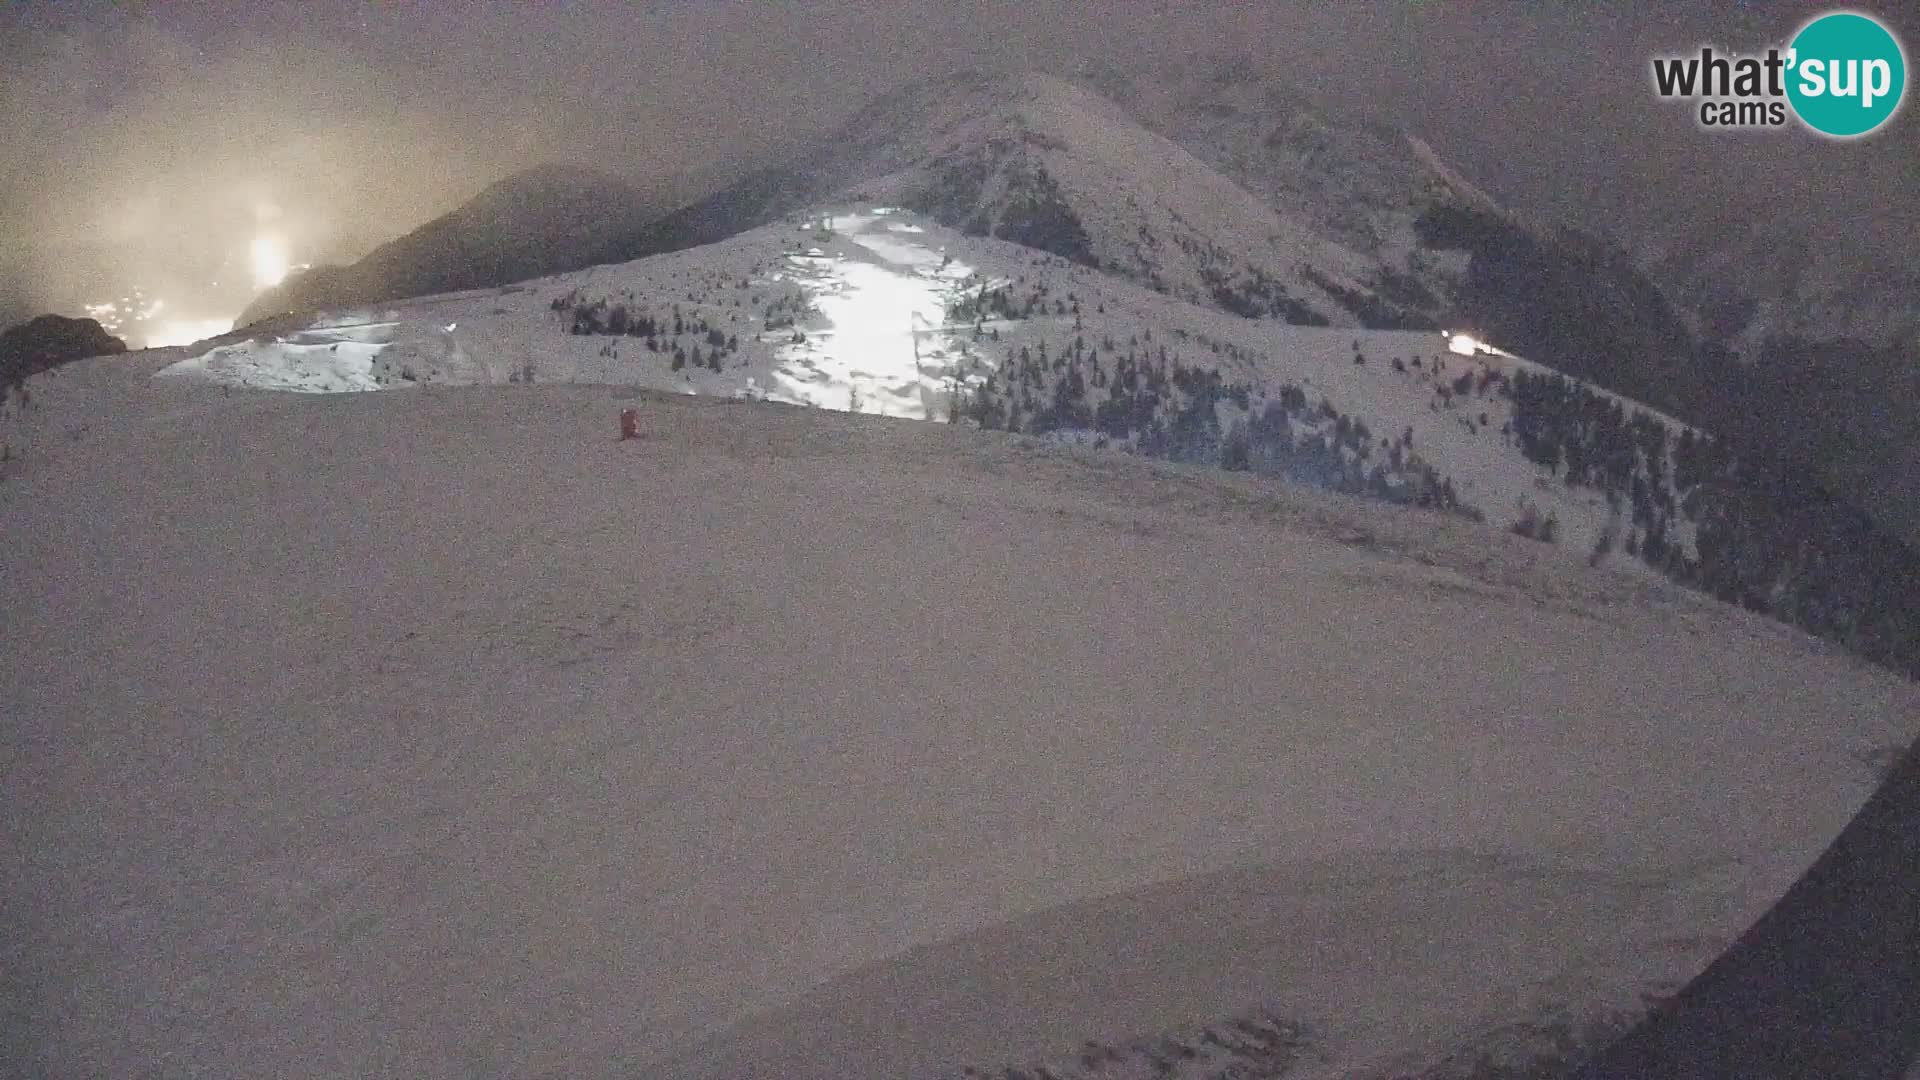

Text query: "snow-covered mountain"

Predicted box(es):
[636, 71, 1494, 332]
[149, 182, 1920, 686]
[47, 67, 1920, 723]
[243, 65, 1708, 445]
[238, 66, 1696, 403]
[9, 65, 1920, 1080]
[153, 204, 1695, 574]
[1073, 56, 1502, 262]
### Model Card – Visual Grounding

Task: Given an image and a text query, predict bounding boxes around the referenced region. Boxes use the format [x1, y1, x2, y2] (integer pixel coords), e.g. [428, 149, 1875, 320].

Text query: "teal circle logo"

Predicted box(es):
[1786, 11, 1907, 137]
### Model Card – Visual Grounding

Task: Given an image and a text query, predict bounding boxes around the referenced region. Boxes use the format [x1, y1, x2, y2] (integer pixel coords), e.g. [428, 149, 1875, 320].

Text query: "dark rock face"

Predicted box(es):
[1, 314, 127, 391]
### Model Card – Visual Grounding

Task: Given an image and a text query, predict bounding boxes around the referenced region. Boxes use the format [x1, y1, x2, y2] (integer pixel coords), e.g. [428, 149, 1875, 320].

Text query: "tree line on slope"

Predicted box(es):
[948, 311, 1920, 677]
[1413, 203, 1705, 416]
[550, 289, 772, 375]
[1417, 199, 1920, 535]
[1504, 366, 1920, 678]
[1419, 202, 1920, 678]
[955, 328, 1476, 521]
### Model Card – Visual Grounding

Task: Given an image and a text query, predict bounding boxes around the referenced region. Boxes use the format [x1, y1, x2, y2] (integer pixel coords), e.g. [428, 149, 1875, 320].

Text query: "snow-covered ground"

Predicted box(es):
[153, 319, 395, 392]
[2, 356, 1915, 1076]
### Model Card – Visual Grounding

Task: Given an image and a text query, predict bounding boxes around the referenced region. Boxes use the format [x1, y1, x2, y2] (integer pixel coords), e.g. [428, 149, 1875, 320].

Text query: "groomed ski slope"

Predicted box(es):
[2, 361, 1915, 1077]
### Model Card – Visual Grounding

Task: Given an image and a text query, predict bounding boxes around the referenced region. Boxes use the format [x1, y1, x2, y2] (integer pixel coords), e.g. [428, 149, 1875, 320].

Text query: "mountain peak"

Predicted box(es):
[246, 63, 1507, 335]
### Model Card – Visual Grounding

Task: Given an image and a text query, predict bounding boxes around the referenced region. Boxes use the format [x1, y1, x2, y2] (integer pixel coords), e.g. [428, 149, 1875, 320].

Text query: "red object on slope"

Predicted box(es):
[619, 408, 639, 441]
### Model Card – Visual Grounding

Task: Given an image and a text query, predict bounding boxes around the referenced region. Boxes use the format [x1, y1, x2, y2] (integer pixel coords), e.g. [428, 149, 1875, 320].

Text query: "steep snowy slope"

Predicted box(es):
[850, 73, 1383, 324]
[3, 362, 1915, 1077]
[1076, 56, 1489, 300]
[1075, 58, 1731, 437]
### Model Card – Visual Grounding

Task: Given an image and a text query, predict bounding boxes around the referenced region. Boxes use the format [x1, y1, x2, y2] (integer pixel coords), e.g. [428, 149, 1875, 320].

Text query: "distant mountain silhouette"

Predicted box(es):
[2, 314, 126, 392]
[239, 164, 673, 325]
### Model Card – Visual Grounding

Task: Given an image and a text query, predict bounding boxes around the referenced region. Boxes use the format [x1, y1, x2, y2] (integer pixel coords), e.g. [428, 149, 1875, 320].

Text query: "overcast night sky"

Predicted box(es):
[2, 0, 1913, 330]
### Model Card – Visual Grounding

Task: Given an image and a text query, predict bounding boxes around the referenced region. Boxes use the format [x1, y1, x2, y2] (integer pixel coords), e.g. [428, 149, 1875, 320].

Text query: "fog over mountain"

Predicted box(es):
[2, 2, 1913, 340]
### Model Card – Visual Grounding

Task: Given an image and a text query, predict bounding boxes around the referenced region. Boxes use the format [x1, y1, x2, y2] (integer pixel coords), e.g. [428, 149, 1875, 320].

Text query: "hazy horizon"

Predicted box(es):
[3, 1, 1913, 337]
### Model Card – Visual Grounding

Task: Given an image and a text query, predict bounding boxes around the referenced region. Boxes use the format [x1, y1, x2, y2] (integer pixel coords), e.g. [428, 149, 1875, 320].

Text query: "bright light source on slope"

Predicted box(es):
[1447, 332, 1486, 356]
[251, 233, 290, 290]
[146, 318, 234, 349]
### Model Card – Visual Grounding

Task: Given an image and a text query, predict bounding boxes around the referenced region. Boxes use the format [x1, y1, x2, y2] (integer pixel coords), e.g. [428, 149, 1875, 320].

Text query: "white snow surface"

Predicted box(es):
[3, 353, 1917, 1077]
[153, 320, 396, 392]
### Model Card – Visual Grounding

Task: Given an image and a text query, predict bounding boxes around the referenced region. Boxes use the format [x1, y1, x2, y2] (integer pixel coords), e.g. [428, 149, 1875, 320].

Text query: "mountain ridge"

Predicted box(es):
[241, 69, 1499, 335]
[223, 63, 1920, 560]
[239, 164, 675, 325]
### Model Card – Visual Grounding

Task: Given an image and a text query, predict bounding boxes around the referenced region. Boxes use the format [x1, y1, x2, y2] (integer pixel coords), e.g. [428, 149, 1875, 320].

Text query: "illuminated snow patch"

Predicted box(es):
[847, 232, 950, 271]
[765, 215, 978, 419]
[155, 322, 396, 393]
[844, 211, 971, 274]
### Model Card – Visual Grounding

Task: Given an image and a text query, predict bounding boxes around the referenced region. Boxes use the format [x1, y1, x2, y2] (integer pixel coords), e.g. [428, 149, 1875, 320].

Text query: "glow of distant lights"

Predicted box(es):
[251, 233, 290, 290]
[84, 284, 229, 349]
[145, 318, 234, 349]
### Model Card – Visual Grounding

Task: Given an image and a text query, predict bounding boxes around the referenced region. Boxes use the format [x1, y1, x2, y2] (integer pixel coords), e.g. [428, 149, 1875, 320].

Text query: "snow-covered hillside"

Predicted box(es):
[155, 204, 1703, 572]
[848, 74, 1388, 324]
[3, 358, 1915, 1077]
[163, 68, 1733, 585]
[153, 317, 396, 393]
